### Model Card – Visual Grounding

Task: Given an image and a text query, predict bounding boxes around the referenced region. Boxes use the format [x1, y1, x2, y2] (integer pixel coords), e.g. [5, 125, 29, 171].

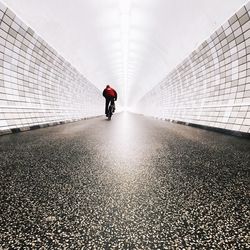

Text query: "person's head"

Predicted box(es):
[106, 85, 110, 88]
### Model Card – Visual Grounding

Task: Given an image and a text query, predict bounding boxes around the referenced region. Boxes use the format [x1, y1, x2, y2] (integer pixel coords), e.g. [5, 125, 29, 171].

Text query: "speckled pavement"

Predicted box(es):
[0, 113, 249, 249]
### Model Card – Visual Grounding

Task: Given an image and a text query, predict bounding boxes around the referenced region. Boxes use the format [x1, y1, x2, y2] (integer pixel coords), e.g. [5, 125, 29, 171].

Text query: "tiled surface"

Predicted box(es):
[0, 1, 103, 131]
[137, 2, 250, 133]
[0, 113, 249, 248]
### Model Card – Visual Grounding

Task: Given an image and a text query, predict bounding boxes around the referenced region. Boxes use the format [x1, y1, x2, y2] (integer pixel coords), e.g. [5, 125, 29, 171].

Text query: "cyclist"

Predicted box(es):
[103, 85, 117, 117]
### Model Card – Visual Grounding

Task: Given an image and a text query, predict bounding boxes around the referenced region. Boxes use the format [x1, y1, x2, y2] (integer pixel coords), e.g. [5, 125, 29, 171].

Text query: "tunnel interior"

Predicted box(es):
[0, 1, 250, 249]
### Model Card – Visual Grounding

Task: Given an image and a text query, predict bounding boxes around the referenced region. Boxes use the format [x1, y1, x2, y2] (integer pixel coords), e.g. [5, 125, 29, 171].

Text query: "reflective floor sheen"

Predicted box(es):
[0, 113, 249, 249]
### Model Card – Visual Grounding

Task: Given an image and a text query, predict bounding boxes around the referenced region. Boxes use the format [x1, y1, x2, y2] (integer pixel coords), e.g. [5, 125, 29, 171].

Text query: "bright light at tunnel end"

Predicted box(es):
[119, 0, 131, 108]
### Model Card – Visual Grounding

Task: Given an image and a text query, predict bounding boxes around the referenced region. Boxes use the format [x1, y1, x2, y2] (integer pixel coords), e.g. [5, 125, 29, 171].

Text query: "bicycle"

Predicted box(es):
[107, 100, 115, 120]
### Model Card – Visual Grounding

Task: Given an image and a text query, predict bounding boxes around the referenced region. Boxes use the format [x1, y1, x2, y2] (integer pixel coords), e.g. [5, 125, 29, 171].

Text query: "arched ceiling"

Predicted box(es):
[2, 0, 248, 107]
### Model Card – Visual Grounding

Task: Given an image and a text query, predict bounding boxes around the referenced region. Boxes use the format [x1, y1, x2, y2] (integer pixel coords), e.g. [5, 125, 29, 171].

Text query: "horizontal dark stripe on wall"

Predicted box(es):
[0, 115, 103, 137]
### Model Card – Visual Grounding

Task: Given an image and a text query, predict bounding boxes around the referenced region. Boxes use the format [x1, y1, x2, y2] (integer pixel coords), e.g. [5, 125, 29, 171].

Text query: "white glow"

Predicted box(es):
[119, 0, 131, 108]
[3, 0, 248, 109]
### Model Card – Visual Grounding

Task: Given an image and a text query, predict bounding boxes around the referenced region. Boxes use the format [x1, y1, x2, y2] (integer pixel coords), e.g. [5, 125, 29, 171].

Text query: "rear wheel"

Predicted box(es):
[108, 105, 112, 120]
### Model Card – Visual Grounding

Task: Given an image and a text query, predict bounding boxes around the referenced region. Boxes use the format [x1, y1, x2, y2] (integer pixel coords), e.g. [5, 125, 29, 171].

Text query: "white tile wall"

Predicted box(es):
[0, 2, 103, 132]
[137, 2, 250, 134]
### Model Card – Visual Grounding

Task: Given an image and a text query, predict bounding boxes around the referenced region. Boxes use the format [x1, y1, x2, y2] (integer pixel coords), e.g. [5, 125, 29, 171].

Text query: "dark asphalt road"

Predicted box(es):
[0, 113, 249, 249]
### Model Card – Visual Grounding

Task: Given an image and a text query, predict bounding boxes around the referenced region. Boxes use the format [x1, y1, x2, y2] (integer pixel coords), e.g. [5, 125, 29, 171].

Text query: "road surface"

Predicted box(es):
[0, 113, 249, 249]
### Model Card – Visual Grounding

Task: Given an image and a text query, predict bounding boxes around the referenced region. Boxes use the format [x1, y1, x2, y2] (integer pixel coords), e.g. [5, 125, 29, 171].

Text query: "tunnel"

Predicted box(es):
[0, 0, 250, 249]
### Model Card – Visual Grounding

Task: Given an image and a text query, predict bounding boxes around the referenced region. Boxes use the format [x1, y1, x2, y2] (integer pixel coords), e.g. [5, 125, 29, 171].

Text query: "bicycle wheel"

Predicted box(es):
[108, 105, 112, 120]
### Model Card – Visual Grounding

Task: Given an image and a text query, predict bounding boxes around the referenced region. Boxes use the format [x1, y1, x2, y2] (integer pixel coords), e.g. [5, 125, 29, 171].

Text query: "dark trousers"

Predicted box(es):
[105, 97, 115, 114]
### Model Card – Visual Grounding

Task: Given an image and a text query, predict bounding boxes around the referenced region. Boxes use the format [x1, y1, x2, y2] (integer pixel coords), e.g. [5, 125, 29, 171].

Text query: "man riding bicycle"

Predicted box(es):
[103, 85, 117, 117]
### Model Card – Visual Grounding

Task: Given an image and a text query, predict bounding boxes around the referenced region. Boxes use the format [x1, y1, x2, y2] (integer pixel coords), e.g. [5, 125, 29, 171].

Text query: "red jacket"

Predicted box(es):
[103, 87, 117, 100]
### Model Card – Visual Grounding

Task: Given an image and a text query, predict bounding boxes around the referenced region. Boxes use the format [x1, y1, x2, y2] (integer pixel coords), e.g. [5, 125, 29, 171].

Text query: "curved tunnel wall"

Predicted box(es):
[137, 3, 250, 134]
[0, 2, 103, 134]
